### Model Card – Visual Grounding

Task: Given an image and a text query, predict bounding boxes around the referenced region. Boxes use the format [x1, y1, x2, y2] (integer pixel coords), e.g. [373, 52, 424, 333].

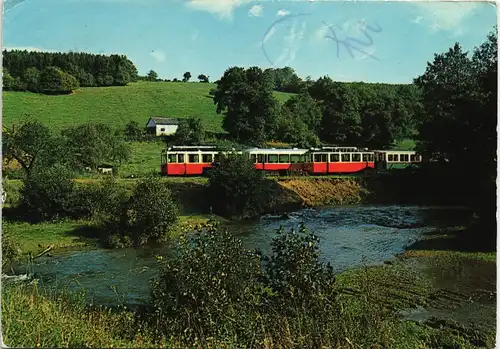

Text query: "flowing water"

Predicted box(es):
[17, 205, 475, 307]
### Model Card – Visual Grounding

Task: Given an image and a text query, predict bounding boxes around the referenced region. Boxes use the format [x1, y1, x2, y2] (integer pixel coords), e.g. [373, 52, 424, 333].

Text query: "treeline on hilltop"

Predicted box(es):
[2, 50, 138, 93]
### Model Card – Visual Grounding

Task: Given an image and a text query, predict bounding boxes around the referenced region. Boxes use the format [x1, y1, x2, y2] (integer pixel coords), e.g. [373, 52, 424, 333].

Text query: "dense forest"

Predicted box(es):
[2, 50, 138, 93]
[212, 67, 422, 149]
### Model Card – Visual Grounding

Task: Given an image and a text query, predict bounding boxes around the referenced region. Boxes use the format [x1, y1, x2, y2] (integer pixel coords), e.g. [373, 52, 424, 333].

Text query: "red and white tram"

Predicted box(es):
[161, 145, 419, 176]
[161, 146, 241, 176]
[305, 147, 375, 174]
[246, 148, 309, 175]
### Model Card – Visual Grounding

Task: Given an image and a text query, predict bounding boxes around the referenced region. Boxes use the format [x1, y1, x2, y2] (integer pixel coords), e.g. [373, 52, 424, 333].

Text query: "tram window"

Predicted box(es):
[202, 154, 213, 163]
[410, 155, 415, 162]
[250, 154, 257, 163]
[168, 154, 177, 163]
[314, 154, 327, 162]
[369, 154, 374, 162]
[415, 155, 422, 162]
[178, 154, 185, 163]
[401, 154, 409, 162]
[257, 154, 265, 163]
[290, 155, 301, 163]
[188, 154, 199, 163]
[330, 153, 340, 162]
[341, 154, 351, 162]
[268, 154, 279, 163]
[393, 154, 399, 162]
[352, 153, 361, 162]
[279, 154, 290, 163]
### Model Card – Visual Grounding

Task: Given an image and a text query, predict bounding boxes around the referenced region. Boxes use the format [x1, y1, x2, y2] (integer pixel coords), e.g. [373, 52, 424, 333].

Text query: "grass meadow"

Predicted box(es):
[3, 81, 294, 133]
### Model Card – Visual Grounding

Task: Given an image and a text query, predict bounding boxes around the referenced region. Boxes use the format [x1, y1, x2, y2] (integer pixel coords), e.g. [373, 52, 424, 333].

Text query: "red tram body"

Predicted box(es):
[160, 145, 421, 176]
[160, 146, 242, 176]
[304, 147, 375, 174]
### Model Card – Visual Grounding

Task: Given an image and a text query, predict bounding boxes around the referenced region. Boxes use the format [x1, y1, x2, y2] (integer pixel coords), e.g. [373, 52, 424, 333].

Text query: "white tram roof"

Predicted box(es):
[373, 149, 417, 154]
[310, 147, 373, 153]
[245, 148, 309, 155]
[167, 145, 218, 150]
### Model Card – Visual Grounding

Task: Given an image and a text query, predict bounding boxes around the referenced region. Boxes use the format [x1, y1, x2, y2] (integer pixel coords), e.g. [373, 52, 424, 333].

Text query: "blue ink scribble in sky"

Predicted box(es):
[261, 4, 383, 66]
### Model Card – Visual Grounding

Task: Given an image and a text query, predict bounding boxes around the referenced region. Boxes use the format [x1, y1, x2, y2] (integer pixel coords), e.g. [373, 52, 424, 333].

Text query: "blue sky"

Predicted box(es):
[2, 0, 497, 83]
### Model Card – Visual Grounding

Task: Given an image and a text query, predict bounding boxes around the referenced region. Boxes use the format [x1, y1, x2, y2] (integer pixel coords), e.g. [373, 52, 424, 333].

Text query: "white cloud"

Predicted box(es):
[185, 0, 253, 19]
[410, 2, 480, 34]
[249, 4, 263, 17]
[149, 50, 166, 62]
[277, 9, 290, 17]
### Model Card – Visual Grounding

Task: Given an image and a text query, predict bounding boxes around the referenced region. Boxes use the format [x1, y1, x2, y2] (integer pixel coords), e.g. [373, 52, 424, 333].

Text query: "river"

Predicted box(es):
[16, 204, 474, 308]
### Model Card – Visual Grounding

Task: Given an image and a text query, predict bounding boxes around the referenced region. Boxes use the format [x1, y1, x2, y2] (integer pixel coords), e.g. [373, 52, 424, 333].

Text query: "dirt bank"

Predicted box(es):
[277, 178, 367, 207]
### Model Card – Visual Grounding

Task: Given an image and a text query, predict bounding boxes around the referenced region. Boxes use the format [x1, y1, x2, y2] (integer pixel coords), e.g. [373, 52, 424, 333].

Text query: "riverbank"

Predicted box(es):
[2, 173, 483, 257]
[3, 221, 495, 348]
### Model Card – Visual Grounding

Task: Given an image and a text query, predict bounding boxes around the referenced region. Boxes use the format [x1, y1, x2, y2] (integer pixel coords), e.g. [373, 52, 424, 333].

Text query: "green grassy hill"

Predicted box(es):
[3, 81, 295, 133]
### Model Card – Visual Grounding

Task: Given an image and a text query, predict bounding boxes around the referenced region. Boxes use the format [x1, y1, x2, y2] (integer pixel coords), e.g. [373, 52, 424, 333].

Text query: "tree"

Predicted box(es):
[3, 68, 26, 91]
[281, 92, 322, 132]
[24, 67, 41, 92]
[197, 74, 209, 83]
[276, 110, 320, 148]
[147, 70, 158, 81]
[2, 50, 139, 92]
[124, 120, 144, 141]
[174, 117, 205, 144]
[126, 174, 179, 246]
[207, 154, 270, 218]
[182, 72, 192, 82]
[3, 120, 65, 175]
[214, 66, 280, 145]
[309, 78, 362, 145]
[19, 164, 75, 222]
[39, 66, 79, 93]
[414, 29, 497, 227]
[62, 122, 130, 170]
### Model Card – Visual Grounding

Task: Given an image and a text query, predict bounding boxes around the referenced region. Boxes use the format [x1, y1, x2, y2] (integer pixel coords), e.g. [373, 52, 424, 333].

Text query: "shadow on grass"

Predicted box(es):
[406, 221, 496, 254]
[68, 224, 107, 241]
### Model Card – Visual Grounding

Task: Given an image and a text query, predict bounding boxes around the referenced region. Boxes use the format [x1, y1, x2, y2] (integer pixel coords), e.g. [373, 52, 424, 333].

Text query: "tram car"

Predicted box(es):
[373, 150, 422, 170]
[160, 145, 422, 176]
[304, 146, 375, 174]
[246, 148, 309, 175]
[161, 146, 242, 176]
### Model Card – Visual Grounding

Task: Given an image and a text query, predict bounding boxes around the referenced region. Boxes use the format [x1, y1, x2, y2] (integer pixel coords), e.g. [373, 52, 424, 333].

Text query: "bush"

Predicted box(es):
[124, 121, 144, 141]
[173, 117, 204, 145]
[151, 223, 263, 343]
[2, 226, 21, 271]
[264, 224, 336, 306]
[19, 164, 75, 222]
[207, 154, 270, 218]
[71, 177, 129, 228]
[126, 174, 179, 246]
[149, 223, 400, 348]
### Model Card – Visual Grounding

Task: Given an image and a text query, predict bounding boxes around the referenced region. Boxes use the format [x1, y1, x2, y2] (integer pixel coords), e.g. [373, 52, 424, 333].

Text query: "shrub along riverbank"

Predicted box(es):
[3, 161, 487, 258]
